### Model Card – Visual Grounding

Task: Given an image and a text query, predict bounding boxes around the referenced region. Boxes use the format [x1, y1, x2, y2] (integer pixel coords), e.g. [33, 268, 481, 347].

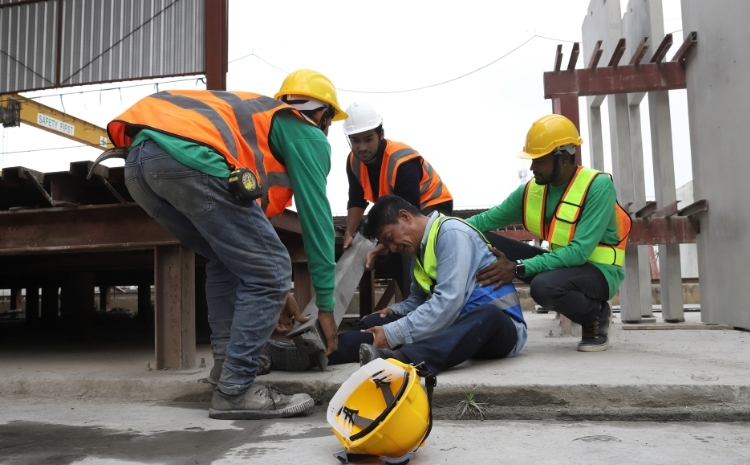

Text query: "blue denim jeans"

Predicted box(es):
[124, 140, 291, 395]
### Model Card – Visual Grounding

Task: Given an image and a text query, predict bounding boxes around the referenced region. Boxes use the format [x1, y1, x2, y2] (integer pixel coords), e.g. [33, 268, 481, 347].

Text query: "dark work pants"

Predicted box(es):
[328, 304, 518, 375]
[485, 232, 609, 326]
[387, 201, 454, 299]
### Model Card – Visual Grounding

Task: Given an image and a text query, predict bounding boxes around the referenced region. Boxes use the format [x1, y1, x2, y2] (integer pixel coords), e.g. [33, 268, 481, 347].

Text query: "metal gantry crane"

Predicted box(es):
[0, 93, 112, 150]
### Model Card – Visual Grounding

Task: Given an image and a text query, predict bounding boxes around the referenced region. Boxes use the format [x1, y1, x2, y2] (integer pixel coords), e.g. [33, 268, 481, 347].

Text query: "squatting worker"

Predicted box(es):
[466, 114, 631, 352]
[109, 69, 346, 419]
[342, 102, 453, 298]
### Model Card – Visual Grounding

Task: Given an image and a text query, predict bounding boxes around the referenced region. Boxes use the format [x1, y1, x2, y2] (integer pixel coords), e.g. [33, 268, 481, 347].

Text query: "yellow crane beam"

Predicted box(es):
[0, 93, 113, 150]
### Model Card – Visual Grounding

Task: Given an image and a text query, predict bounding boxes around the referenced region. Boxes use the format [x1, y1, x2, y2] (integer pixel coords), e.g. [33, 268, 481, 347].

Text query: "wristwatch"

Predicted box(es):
[515, 260, 526, 279]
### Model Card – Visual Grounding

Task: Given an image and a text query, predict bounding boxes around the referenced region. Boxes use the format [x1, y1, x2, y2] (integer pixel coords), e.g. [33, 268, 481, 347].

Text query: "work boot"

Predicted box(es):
[358, 344, 409, 366]
[209, 384, 315, 420]
[265, 341, 311, 372]
[577, 301, 611, 352]
[206, 358, 224, 386]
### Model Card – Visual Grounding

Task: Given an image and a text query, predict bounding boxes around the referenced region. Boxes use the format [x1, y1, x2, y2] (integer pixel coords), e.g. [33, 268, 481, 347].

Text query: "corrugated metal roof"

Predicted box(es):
[0, 0, 57, 93]
[0, 0, 205, 94]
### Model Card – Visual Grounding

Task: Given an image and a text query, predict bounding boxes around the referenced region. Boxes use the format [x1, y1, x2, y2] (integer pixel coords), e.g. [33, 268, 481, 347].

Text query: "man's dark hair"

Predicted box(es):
[374, 124, 384, 138]
[361, 195, 420, 241]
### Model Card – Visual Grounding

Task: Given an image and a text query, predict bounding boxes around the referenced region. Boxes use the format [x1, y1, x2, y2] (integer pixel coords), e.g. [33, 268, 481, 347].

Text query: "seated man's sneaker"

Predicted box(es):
[359, 343, 410, 366]
[209, 384, 314, 420]
[577, 301, 611, 352]
[206, 358, 224, 386]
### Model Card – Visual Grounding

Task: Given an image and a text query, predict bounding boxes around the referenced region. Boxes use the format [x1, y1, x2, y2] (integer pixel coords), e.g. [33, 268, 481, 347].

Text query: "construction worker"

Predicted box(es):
[109, 69, 346, 419]
[342, 102, 453, 298]
[467, 114, 631, 352]
[328, 195, 527, 375]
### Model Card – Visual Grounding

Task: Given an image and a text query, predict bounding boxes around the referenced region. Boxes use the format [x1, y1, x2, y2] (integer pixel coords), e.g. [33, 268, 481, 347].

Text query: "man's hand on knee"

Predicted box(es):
[363, 326, 391, 349]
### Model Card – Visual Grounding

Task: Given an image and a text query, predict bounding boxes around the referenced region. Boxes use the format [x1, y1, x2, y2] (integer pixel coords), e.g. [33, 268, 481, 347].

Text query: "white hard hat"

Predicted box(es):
[342, 102, 383, 136]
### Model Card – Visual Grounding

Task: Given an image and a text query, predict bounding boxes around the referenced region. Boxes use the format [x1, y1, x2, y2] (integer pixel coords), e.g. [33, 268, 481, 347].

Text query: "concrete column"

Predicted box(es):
[682, 0, 750, 329]
[627, 107, 656, 317]
[587, 100, 606, 170]
[154, 245, 196, 370]
[609, 93, 645, 323]
[649, 90, 684, 322]
[99, 286, 112, 311]
[623, 0, 685, 322]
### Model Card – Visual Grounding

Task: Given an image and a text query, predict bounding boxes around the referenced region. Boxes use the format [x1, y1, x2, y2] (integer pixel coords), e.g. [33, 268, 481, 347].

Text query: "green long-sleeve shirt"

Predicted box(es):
[130, 111, 336, 311]
[466, 175, 625, 299]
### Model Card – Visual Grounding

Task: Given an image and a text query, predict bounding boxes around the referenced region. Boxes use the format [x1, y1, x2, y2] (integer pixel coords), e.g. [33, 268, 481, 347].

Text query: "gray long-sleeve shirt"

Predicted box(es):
[383, 212, 505, 347]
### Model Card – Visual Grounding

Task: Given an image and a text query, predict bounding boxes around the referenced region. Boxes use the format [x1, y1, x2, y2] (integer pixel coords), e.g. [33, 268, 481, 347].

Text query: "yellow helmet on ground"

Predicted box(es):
[518, 114, 583, 159]
[328, 358, 436, 464]
[275, 69, 347, 121]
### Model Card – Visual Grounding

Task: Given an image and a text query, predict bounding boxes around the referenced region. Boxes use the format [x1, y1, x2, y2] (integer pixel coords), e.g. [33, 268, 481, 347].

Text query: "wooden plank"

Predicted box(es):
[622, 324, 734, 330]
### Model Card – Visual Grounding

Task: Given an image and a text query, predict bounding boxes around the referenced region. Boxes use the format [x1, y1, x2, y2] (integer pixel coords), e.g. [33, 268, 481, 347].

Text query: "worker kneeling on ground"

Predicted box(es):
[109, 69, 345, 419]
[466, 114, 631, 352]
[327, 195, 527, 375]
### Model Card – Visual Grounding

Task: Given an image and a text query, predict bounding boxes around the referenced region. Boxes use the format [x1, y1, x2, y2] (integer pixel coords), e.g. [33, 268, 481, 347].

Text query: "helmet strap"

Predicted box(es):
[548, 150, 563, 184]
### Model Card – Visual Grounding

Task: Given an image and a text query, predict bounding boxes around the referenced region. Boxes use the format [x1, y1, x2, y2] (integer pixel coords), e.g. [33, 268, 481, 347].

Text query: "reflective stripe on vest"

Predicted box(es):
[522, 166, 631, 267]
[413, 214, 492, 295]
[107, 90, 308, 218]
[349, 140, 452, 210]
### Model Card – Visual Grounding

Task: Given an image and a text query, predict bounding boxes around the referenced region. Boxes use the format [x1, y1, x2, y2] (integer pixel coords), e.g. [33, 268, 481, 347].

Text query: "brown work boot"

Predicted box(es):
[577, 301, 611, 352]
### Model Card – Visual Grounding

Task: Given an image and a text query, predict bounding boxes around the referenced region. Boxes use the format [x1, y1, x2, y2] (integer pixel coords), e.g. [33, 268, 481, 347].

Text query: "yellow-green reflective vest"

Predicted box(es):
[413, 214, 492, 294]
[522, 166, 631, 267]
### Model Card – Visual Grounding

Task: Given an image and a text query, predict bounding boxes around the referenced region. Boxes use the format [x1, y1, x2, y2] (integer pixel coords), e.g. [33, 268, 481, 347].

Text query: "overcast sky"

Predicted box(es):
[0, 0, 690, 216]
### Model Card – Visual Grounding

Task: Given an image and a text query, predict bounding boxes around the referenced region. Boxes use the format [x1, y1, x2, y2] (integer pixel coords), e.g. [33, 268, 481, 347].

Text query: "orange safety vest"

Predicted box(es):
[108, 89, 313, 218]
[522, 166, 631, 266]
[348, 140, 452, 210]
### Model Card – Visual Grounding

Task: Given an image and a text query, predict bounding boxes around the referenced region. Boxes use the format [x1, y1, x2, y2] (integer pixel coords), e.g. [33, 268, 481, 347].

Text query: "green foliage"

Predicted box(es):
[453, 386, 488, 420]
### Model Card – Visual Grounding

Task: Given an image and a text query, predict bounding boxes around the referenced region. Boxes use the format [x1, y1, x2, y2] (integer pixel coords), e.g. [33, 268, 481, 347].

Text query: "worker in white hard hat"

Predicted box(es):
[342, 102, 453, 299]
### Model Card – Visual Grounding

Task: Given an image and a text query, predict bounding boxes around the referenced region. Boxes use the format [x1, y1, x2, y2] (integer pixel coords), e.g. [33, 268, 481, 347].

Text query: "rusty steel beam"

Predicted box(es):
[629, 37, 649, 66]
[607, 38, 627, 68]
[587, 40, 603, 69]
[671, 31, 698, 63]
[628, 217, 699, 245]
[650, 34, 674, 63]
[155, 245, 196, 370]
[205, 0, 228, 90]
[543, 61, 687, 98]
[0, 204, 305, 255]
[567, 42, 580, 71]
[678, 199, 708, 217]
[553, 44, 563, 72]
[0, 204, 179, 255]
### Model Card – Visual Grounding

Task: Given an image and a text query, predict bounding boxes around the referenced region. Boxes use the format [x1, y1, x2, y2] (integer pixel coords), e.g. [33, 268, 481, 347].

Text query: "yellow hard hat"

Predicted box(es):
[518, 114, 583, 159]
[274, 69, 347, 121]
[328, 358, 435, 464]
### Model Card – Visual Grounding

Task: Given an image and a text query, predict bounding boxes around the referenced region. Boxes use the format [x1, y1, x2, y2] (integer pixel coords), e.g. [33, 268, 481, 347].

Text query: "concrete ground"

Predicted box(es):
[2, 404, 750, 465]
[0, 310, 749, 424]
